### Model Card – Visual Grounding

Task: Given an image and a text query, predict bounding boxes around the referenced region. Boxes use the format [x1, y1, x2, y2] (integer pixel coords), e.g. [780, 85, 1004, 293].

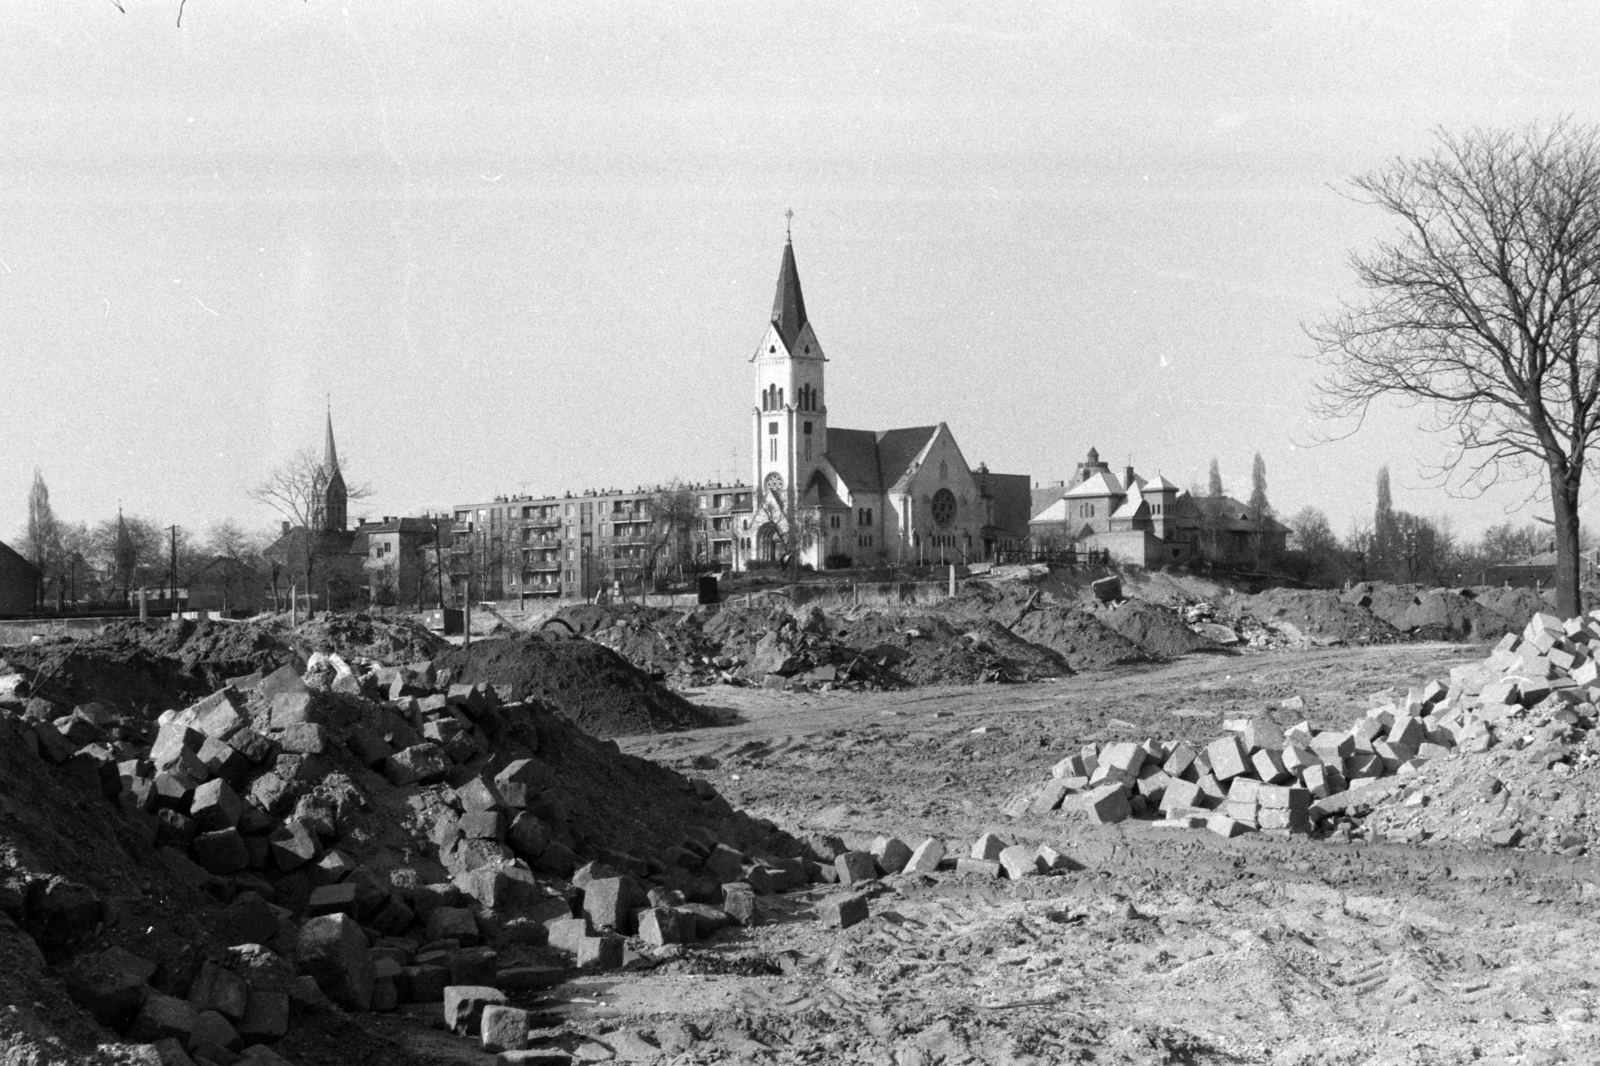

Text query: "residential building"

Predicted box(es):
[1484, 548, 1600, 589]
[1030, 447, 1288, 568]
[0, 539, 39, 615]
[186, 555, 271, 614]
[449, 483, 754, 602]
[352, 516, 450, 607]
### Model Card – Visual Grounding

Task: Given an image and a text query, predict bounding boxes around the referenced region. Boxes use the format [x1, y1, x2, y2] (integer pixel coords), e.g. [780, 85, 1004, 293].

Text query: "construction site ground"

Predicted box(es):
[562, 643, 1600, 1066]
[3, 578, 1596, 1066]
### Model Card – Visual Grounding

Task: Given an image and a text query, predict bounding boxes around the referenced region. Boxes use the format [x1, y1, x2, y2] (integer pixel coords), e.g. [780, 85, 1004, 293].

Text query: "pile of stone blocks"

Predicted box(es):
[64, 942, 302, 1062]
[1014, 611, 1600, 841]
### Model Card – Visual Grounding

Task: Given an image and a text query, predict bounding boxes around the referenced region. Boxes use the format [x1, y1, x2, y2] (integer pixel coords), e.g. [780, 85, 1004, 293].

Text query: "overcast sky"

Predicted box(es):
[4, 1, 1598, 546]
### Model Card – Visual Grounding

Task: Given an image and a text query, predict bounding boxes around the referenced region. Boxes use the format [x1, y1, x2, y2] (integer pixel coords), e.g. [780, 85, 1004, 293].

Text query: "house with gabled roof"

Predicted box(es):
[745, 228, 1027, 569]
[0, 539, 39, 615]
[1030, 447, 1286, 568]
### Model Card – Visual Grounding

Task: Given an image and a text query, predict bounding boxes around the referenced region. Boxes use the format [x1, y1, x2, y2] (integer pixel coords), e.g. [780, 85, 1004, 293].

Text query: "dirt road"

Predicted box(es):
[498, 645, 1600, 1064]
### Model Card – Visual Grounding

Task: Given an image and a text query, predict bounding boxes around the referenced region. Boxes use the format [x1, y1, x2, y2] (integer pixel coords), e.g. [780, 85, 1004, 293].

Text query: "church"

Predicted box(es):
[746, 229, 1029, 569]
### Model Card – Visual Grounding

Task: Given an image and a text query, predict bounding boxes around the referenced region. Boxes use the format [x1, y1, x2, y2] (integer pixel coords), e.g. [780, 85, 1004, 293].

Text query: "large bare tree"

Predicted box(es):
[1311, 121, 1600, 616]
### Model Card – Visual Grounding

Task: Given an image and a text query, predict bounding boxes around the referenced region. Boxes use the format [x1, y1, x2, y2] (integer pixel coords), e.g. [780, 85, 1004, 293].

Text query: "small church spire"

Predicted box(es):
[323, 402, 340, 474]
[321, 403, 348, 534]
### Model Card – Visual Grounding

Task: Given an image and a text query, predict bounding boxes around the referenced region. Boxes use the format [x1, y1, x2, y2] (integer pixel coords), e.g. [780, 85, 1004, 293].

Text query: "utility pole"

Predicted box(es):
[434, 535, 445, 610]
[169, 525, 179, 619]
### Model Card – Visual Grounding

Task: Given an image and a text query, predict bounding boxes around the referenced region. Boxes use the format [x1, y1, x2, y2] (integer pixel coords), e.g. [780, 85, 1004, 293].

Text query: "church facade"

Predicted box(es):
[747, 235, 1028, 569]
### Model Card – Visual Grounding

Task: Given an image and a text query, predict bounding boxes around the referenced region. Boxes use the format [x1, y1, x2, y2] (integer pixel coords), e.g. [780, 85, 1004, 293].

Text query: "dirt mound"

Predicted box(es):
[1095, 600, 1222, 659]
[1340, 583, 1517, 642]
[1471, 585, 1552, 628]
[830, 611, 1060, 685]
[561, 605, 723, 682]
[1400, 589, 1520, 642]
[1008, 605, 1151, 670]
[2, 619, 300, 716]
[288, 613, 446, 664]
[101, 618, 297, 678]
[434, 634, 718, 737]
[547, 602, 636, 636]
[0, 619, 802, 1063]
[1242, 588, 1402, 645]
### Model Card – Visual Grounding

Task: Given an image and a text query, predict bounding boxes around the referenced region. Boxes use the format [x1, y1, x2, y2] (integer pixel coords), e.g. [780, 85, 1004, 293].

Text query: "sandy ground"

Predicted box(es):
[463, 645, 1600, 1065]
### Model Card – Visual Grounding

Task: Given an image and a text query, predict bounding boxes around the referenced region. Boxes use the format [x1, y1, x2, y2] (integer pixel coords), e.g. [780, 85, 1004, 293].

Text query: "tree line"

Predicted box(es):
[14, 469, 270, 611]
[1283, 466, 1563, 588]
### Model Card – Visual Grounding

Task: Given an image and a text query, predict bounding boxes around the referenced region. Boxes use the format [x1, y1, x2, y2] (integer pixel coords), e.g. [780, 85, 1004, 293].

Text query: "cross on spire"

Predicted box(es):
[785, 207, 793, 241]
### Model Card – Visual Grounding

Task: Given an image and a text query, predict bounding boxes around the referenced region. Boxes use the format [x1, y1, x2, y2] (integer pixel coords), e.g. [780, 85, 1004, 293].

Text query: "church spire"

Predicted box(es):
[770, 221, 808, 351]
[323, 404, 340, 475]
[321, 405, 348, 534]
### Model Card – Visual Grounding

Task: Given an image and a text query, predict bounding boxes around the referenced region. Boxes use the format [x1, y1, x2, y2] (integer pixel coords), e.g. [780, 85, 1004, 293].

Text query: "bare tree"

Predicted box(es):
[205, 518, 261, 561]
[249, 446, 369, 603]
[57, 521, 92, 609]
[1310, 121, 1600, 616]
[90, 512, 165, 603]
[753, 492, 821, 581]
[645, 481, 700, 583]
[1394, 512, 1457, 585]
[1478, 521, 1547, 564]
[1287, 506, 1342, 586]
[201, 519, 265, 614]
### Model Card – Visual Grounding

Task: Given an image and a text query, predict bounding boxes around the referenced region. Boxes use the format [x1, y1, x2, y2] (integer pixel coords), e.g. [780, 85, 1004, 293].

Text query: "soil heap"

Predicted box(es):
[541, 576, 1553, 695]
[0, 625, 808, 1065]
[0, 615, 446, 718]
[433, 634, 717, 737]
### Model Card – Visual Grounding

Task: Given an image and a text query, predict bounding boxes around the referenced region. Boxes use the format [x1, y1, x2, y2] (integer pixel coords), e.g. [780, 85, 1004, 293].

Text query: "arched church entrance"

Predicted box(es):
[757, 523, 782, 563]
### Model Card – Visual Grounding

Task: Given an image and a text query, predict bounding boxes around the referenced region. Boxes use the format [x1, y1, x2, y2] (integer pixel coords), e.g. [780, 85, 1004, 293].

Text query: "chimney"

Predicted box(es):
[281, 521, 291, 534]
[1125, 465, 1135, 488]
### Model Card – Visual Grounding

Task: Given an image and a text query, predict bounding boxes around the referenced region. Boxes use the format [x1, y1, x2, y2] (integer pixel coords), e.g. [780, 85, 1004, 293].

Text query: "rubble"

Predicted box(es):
[0, 617, 843, 1064]
[991, 608, 1600, 853]
[0, 580, 1584, 1063]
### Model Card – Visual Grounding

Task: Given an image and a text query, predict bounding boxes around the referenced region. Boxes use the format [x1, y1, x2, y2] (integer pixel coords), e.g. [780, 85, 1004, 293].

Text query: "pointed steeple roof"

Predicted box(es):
[323, 407, 341, 475]
[770, 236, 809, 351]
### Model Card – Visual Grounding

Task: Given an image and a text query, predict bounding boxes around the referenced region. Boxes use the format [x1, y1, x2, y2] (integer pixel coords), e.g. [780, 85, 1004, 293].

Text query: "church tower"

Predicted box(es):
[751, 218, 827, 518]
[321, 408, 348, 534]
